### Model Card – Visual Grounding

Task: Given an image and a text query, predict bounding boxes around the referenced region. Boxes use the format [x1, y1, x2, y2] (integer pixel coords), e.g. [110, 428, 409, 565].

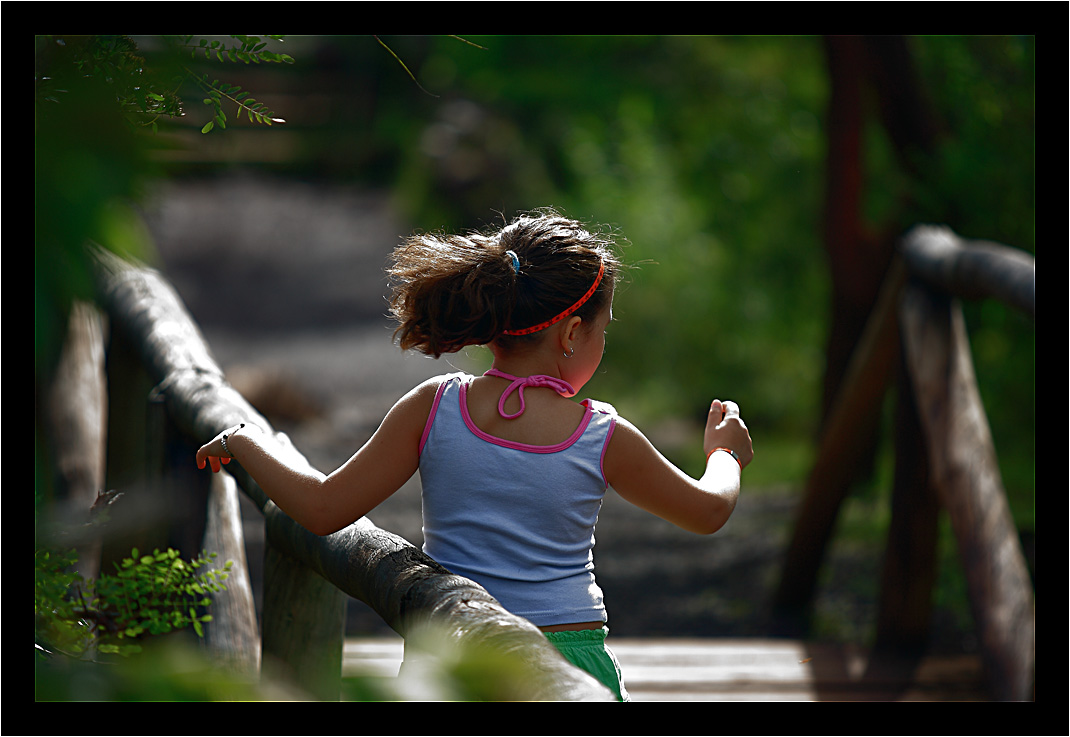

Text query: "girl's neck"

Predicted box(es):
[488, 354, 563, 382]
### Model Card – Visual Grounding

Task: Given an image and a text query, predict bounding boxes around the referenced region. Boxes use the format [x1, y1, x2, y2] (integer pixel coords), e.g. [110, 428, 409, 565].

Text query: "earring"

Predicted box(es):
[563, 347, 574, 359]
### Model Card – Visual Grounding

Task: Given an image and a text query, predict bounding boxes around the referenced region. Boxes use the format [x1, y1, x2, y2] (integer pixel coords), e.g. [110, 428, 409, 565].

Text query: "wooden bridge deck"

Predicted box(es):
[342, 636, 989, 701]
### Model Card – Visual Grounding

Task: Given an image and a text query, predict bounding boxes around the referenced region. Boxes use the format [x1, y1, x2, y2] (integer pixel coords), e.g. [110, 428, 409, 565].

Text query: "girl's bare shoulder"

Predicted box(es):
[397, 373, 455, 409]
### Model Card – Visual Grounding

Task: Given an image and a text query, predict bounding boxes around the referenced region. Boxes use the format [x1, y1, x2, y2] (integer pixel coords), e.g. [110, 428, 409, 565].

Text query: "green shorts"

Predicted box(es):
[544, 626, 630, 702]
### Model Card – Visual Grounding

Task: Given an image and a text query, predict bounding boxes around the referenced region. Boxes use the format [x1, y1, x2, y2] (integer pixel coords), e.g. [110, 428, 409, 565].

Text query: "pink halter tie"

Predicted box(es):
[484, 369, 575, 419]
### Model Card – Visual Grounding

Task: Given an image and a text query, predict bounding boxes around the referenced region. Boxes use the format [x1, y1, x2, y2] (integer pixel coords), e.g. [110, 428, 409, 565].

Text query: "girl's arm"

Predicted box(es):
[196, 378, 439, 536]
[603, 399, 753, 535]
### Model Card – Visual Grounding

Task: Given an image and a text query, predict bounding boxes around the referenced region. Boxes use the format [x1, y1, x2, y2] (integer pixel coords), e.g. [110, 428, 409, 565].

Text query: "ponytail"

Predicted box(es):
[388, 210, 621, 358]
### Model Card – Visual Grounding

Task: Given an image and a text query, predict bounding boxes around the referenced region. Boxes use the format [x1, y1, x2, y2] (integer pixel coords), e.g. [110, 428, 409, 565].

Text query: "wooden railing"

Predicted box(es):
[83, 249, 615, 701]
[772, 225, 1035, 701]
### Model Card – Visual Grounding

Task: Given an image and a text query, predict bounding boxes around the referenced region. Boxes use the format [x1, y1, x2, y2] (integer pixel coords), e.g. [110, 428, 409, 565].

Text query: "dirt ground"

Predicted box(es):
[142, 174, 963, 648]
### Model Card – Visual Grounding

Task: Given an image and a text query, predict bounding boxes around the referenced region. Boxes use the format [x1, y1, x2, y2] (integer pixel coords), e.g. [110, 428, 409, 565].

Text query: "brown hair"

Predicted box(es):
[388, 210, 622, 358]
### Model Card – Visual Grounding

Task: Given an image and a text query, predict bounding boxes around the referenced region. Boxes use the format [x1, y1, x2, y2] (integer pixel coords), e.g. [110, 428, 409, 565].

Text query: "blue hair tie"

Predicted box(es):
[505, 250, 520, 274]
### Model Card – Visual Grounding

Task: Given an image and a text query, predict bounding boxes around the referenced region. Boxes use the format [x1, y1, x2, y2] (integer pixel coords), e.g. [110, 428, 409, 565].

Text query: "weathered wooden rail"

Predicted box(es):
[64, 248, 615, 701]
[773, 224, 1034, 701]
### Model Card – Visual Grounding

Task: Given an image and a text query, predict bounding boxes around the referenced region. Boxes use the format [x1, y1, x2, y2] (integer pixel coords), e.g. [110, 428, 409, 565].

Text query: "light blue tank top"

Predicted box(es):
[418, 372, 617, 627]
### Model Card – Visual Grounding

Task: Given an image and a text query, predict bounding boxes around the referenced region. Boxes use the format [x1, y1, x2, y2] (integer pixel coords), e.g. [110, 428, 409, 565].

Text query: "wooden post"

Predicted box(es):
[899, 281, 1034, 700]
[42, 301, 109, 579]
[261, 542, 347, 700]
[201, 470, 261, 677]
[867, 348, 940, 679]
[99, 312, 172, 569]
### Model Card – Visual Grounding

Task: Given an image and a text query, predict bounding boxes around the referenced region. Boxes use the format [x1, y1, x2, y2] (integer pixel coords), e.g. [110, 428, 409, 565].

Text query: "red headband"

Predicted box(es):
[502, 258, 606, 336]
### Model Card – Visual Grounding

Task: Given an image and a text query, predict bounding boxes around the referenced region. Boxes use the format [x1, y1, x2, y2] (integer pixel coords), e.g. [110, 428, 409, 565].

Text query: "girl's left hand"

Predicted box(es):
[704, 399, 754, 469]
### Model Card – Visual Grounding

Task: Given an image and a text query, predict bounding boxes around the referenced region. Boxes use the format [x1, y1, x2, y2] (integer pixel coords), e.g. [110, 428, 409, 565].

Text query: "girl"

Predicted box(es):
[197, 210, 753, 701]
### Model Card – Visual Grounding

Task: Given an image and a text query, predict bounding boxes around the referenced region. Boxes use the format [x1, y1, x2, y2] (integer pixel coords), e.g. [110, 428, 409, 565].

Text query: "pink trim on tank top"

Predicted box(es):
[598, 420, 616, 489]
[459, 379, 593, 454]
[418, 379, 450, 455]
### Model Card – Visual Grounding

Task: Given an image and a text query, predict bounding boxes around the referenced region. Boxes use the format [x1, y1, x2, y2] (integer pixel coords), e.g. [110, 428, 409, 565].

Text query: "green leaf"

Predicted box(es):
[201, 120, 214, 134]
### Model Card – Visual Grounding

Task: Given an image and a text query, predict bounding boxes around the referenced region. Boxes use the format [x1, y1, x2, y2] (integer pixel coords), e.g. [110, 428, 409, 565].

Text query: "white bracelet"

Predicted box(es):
[221, 423, 245, 458]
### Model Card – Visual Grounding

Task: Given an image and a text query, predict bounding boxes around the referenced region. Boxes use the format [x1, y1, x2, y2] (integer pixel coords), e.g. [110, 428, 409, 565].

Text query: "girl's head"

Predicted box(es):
[388, 209, 622, 358]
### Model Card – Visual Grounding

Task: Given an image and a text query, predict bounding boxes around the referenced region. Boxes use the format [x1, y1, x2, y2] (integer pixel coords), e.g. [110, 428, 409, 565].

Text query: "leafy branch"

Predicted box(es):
[173, 35, 294, 133]
[35, 546, 232, 660]
[191, 73, 287, 134]
[176, 34, 295, 66]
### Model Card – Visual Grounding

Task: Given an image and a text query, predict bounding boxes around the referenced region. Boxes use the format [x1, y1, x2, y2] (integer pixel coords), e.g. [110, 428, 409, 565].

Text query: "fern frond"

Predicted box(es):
[191, 71, 286, 133]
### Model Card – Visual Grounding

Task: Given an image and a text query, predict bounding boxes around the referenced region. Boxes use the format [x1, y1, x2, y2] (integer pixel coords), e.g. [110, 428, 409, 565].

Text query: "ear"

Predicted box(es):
[559, 315, 584, 353]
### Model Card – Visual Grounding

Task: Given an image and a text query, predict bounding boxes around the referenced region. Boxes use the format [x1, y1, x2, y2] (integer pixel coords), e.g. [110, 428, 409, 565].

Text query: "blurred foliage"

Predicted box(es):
[37, 637, 280, 701]
[360, 625, 576, 702]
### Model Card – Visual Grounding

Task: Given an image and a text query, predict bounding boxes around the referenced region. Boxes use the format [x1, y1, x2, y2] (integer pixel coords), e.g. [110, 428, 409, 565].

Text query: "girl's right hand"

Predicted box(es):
[704, 399, 754, 469]
[196, 428, 237, 474]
